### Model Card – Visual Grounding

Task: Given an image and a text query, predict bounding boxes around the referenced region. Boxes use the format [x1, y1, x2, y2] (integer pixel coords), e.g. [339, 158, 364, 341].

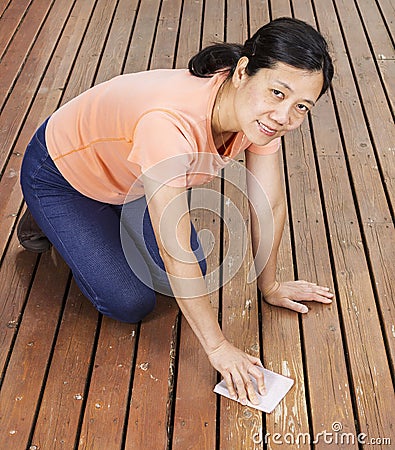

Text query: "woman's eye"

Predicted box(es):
[296, 103, 309, 112]
[272, 89, 284, 98]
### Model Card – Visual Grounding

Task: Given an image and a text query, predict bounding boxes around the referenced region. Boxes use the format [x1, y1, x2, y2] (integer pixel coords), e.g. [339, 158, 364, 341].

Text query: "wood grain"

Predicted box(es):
[0, 0, 393, 448]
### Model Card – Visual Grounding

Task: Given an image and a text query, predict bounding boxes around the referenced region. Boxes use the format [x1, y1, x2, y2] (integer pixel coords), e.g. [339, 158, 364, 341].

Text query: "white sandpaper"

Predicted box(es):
[214, 367, 294, 413]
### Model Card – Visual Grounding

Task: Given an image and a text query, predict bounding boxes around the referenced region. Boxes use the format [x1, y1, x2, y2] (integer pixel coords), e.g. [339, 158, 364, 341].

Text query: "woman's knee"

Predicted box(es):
[76, 277, 157, 323]
[102, 298, 156, 323]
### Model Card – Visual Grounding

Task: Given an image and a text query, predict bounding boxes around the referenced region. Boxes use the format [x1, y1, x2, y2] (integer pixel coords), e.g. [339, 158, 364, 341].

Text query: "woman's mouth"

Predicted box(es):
[257, 120, 277, 137]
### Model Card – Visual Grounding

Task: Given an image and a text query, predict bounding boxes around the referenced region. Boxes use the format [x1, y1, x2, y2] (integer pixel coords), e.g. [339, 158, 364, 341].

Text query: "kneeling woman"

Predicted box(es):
[19, 18, 334, 405]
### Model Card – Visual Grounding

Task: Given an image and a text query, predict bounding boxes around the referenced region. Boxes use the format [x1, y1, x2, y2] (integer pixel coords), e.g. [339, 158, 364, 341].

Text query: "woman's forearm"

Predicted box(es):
[143, 178, 226, 355]
[162, 254, 225, 354]
[250, 200, 286, 293]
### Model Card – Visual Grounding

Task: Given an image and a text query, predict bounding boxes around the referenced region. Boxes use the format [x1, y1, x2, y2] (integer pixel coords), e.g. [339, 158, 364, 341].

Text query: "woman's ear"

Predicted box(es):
[232, 56, 249, 87]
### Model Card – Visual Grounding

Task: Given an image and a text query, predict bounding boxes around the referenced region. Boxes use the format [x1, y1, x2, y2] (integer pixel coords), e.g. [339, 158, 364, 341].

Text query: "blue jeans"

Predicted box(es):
[20, 119, 206, 323]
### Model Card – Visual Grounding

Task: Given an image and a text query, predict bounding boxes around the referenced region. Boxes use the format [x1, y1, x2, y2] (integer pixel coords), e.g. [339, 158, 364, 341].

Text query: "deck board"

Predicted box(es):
[30, 279, 99, 449]
[0, 0, 31, 58]
[284, 119, 356, 437]
[126, 297, 178, 449]
[0, 0, 393, 449]
[0, 0, 56, 112]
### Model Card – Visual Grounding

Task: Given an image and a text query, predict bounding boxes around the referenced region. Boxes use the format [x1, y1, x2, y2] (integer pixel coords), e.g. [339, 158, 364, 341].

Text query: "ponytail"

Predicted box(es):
[188, 43, 243, 78]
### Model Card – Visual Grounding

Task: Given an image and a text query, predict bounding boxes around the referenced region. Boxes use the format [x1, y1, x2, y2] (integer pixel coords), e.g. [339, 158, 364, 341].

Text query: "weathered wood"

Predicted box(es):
[261, 264, 311, 450]
[248, 0, 270, 32]
[0, 0, 77, 172]
[0, 0, 393, 448]
[95, 0, 140, 84]
[312, 87, 395, 369]
[316, 150, 394, 440]
[0, 250, 69, 449]
[149, 0, 182, 70]
[354, 0, 395, 74]
[333, 0, 395, 205]
[59, 0, 120, 105]
[364, 221, 395, 359]
[123, 0, 162, 74]
[77, 318, 138, 449]
[29, 280, 99, 449]
[284, 118, 357, 440]
[0, 0, 31, 58]
[0, 0, 13, 19]
[0, 235, 37, 379]
[125, 296, 179, 450]
[377, 58, 395, 114]
[0, 0, 55, 111]
[315, 0, 395, 397]
[376, 0, 395, 40]
[173, 0, 203, 69]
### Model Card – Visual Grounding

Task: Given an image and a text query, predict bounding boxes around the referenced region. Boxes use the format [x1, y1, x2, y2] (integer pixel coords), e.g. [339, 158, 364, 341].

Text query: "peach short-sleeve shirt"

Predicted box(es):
[45, 69, 280, 204]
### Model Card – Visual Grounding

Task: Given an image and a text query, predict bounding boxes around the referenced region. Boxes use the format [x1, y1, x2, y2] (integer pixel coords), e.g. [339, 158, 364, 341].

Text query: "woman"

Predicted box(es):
[18, 18, 334, 405]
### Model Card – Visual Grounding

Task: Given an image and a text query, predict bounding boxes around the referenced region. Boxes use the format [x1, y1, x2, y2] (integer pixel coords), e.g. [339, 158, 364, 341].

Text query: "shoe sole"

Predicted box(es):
[17, 209, 52, 253]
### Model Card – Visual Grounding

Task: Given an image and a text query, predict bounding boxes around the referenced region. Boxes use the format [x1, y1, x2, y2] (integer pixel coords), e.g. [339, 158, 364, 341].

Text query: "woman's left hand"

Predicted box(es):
[260, 280, 334, 313]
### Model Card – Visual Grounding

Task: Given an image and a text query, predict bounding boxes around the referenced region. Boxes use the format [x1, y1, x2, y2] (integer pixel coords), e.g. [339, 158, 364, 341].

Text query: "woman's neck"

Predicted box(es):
[212, 79, 238, 150]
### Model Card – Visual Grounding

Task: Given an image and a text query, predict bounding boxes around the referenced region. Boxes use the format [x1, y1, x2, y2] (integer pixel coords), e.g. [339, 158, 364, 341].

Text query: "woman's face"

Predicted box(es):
[231, 60, 324, 146]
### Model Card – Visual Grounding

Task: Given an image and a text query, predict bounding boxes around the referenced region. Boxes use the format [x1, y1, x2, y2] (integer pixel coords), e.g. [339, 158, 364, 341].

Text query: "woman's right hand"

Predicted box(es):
[207, 340, 265, 405]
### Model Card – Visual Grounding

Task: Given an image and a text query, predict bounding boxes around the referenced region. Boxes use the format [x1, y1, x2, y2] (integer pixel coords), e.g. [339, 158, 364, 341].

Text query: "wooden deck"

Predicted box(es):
[0, 0, 394, 448]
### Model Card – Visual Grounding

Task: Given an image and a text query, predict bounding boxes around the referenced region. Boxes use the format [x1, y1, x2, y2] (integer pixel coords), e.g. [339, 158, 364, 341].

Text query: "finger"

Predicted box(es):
[308, 284, 333, 297]
[313, 292, 333, 303]
[281, 298, 309, 313]
[247, 354, 264, 368]
[315, 287, 334, 298]
[223, 372, 237, 400]
[318, 288, 334, 300]
[248, 365, 266, 396]
[294, 280, 316, 286]
[232, 373, 248, 405]
[290, 285, 333, 302]
[240, 374, 259, 405]
[294, 290, 333, 303]
[315, 284, 332, 292]
[296, 282, 333, 296]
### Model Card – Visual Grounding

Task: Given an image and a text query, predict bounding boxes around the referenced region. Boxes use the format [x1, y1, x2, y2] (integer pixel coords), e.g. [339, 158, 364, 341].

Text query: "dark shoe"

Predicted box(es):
[17, 208, 52, 253]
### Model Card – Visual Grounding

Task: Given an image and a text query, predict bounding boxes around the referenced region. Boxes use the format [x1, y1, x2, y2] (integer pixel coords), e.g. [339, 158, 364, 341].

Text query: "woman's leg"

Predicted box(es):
[20, 122, 156, 323]
[20, 120, 207, 322]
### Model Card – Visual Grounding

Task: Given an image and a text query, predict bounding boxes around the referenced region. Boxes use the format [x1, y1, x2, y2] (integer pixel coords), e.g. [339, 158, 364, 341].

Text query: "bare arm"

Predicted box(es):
[143, 175, 265, 403]
[246, 149, 333, 312]
[246, 149, 286, 292]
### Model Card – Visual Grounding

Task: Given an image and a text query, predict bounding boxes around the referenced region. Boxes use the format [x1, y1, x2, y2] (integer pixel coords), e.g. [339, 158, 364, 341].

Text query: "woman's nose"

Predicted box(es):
[269, 104, 291, 126]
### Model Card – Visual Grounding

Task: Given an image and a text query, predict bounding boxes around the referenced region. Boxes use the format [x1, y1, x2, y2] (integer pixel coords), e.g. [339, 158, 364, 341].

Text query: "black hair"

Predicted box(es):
[188, 17, 334, 98]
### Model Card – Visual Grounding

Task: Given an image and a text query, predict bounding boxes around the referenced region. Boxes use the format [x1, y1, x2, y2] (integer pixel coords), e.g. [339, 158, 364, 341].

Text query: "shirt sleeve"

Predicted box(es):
[128, 110, 194, 187]
[245, 137, 281, 155]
